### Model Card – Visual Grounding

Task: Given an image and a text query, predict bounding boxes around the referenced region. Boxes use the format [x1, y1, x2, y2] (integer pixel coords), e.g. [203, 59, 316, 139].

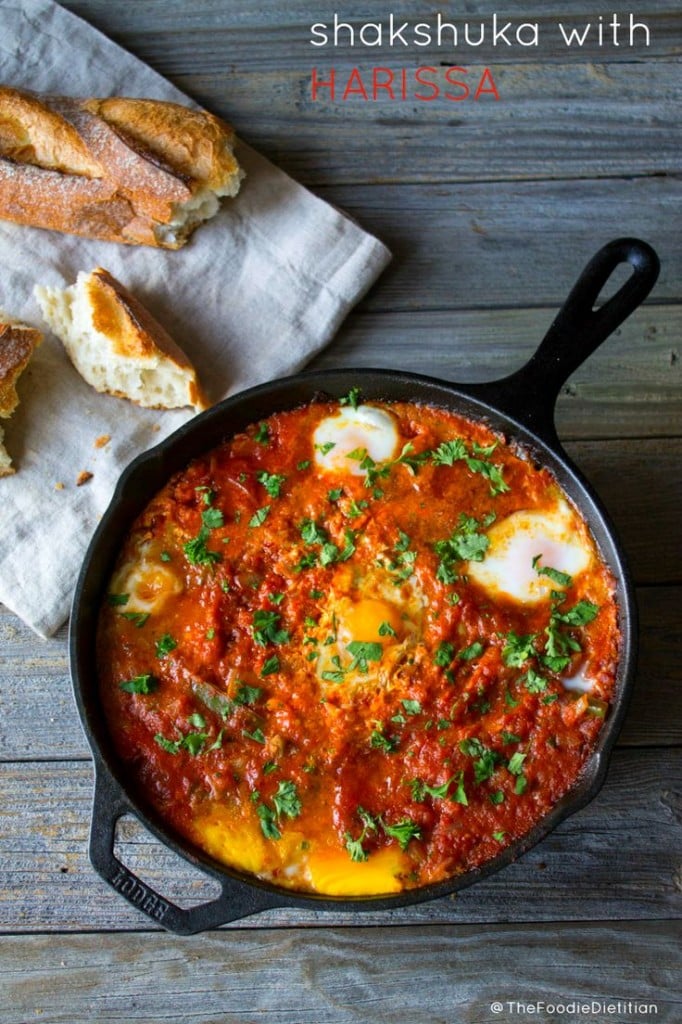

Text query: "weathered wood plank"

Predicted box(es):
[0, 922, 679, 1024]
[61, 1, 682, 68]
[178, 63, 682, 186]
[310, 305, 682, 440]
[316, 178, 682, 311]
[1, 586, 679, 762]
[0, 749, 678, 932]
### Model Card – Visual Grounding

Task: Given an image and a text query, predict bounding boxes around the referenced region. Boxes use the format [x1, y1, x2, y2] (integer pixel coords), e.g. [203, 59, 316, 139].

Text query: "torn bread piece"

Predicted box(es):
[0, 87, 244, 248]
[0, 318, 43, 476]
[35, 268, 208, 411]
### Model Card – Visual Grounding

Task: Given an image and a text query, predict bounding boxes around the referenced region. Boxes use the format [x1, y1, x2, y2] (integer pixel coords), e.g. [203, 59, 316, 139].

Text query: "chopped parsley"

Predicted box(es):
[242, 727, 266, 744]
[434, 513, 494, 583]
[253, 422, 270, 445]
[507, 751, 527, 776]
[201, 507, 224, 530]
[328, 487, 343, 502]
[532, 555, 572, 588]
[489, 790, 505, 805]
[155, 633, 177, 658]
[500, 731, 522, 745]
[184, 525, 222, 566]
[252, 609, 290, 647]
[459, 737, 500, 784]
[502, 632, 538, 667]
[234, 684, 263, 706]
[347, 640, 382, 673]
[340, 386, 362, 409]
[434, 641, 455, 667]
[257, 804, 281, 840]
[257, 471, 286, 498]
[431, 437, 509, 495]
[382, 818, 421, 851]
[159, 551, 172, 562]
[154, 729, 208, 756]
[523, 668, 548, 694]
[297, 459, 311, 471]
[378, 620, 397, 638]
[315, 441, 336, 456]
[121, 611, 150, 628]
[261, 654, 280, 677]
[493, 830, 507, 842]
[248, 506, 271, 528]
[272, 780, 302, 820]
[401, 698, 421, 716]
[458, 641, 484, 661]
[369, 726, 399, 753]
[107, 593, 129, 606]
[119, 674, 158, 694]
[410, 774, 456, 801]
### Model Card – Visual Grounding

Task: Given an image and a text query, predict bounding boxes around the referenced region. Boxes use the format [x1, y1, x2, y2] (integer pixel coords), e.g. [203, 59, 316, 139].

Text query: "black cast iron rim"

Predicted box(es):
[70, 238, 660, 934]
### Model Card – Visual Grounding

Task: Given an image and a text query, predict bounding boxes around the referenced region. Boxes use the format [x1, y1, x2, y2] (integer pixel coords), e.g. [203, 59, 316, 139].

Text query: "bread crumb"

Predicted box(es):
[76, 471, 93, 486]
[94, 434, 111, 448]
[54, 482, 65, 491]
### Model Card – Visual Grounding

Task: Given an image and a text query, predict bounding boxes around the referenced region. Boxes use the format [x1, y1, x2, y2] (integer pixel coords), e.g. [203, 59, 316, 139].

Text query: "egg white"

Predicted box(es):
[313, 405, 399, 475]
[111, 547, 183, 615]
[467, 501, 592, 605]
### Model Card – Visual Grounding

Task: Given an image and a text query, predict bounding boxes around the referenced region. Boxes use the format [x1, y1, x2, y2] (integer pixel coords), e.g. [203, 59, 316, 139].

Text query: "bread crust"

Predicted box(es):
[0, 318, 42, 477]
[0, 86, 242, 248]
[0, 320, 43, 418]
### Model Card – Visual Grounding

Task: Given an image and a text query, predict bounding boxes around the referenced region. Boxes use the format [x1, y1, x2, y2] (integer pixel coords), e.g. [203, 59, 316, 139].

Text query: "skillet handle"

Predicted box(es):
[475, 238, 660, 445]
[89, 768, 278, 934]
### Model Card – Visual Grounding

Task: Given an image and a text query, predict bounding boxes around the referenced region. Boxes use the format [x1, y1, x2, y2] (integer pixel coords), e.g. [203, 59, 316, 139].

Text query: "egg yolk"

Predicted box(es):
[339, 597, 403, 646]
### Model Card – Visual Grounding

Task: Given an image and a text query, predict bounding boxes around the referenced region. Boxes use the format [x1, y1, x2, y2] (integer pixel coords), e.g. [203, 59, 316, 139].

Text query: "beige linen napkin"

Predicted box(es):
[0, 0, 391, 637]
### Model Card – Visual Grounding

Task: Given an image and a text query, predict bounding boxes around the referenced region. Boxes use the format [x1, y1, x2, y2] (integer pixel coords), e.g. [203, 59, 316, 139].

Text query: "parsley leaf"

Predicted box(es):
[107, 593, 129, 606]
[533, 556, 572, 588]
[434, 641, 455, 667]
[507, 752, 527, 776]
[369, 727, 399, 753]
[401, 698, 421, 716]
[554, 600, 600, 626]
[235, 684, 262, 706]
[432, 439, 467, 465]
[272, 780, 301, 820]
[119, 674, 158, 694]
[202, 507, 224, 530]
[257, 471, 286, 498]
[248, 506, 271, 528]
[458, 641, 484, 661]
[382, 818, 421, 851]
[261, 655, 280, 677]
[379, 620, 397, 638]
[257, 804, 281, 840]
[340, 386, 362, 410]
[252, 609, 290, 647]
[434, 513, 493, 583]
[184, 525, 222, 566]
[344, 832, 368, 862]
[410, 774, 456, 801]
[347, 640, 382, 673]
[523, 668, 548, 694]
[502, 632, 538, 668]
[253, 422, 270, 446]
[121, 611, 150, 628]
[243, 727, 266, 744]
[155, 633, 177, 658]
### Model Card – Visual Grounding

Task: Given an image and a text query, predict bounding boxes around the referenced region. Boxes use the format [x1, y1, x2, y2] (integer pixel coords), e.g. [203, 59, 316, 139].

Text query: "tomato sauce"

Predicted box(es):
[97, 398, 618, 895]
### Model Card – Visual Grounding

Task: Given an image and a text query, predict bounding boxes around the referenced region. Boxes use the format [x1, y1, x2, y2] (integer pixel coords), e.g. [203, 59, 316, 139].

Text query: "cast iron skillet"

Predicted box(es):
[70, 237, 659, 934]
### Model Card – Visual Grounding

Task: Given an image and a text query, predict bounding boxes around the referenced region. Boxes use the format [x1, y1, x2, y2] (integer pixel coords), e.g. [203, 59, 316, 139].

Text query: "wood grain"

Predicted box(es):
[0, 922, 679, 1024]
[61, 1, 682, 68]
[313, 178, 682, 312]
[0, 749, 679, 932]
[180, 62, 682, 186]
[310, 304, 682, 440]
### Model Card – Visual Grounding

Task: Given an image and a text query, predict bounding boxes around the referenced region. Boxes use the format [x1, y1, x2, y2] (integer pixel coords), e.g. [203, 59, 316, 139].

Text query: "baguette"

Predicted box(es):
[35, 267, 208, 411]
[0, 87, 243, 248]
[0, 318, 43, 476]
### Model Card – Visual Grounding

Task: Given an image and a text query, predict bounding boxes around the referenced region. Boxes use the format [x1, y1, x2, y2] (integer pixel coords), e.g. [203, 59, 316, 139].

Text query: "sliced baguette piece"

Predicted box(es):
[0, 318, 43, 476]
[0, 87, 244, 248]
[35, 268, 208, 411]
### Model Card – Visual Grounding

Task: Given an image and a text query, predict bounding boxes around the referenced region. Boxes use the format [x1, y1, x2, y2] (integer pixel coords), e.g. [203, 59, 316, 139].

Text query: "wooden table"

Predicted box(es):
[1, 3, 680, 1021]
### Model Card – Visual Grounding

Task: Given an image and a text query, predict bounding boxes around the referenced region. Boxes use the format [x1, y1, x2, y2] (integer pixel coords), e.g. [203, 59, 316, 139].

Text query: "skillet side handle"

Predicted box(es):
[89, 768, 276, 935]
[481, 238, 660, 445]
